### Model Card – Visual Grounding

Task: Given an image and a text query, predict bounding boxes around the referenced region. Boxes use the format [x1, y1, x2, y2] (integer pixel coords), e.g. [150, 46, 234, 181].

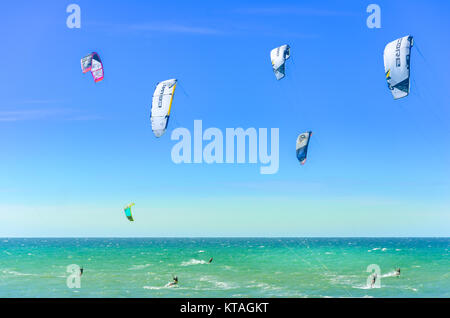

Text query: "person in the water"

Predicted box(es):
[168, 276, 178, 286]
[371, 273, 377, 288]
[80, 267, 83, 277]
[395, 268, 401, 276]
[209, 257, 213, 263]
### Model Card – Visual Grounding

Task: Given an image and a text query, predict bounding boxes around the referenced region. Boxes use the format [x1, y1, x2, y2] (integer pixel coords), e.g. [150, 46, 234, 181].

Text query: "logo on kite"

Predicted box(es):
[296, 131, 312, 165]
[270, 45, 290, 80]
[383, 36, 413, 99]
[151, 79, 177, 138]
[124, 203, 135, 221]
[81, 52, 104, 83]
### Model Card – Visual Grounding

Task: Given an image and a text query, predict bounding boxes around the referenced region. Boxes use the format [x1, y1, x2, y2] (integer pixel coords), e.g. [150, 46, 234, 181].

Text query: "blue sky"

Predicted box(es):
[0, 0, 449, 237]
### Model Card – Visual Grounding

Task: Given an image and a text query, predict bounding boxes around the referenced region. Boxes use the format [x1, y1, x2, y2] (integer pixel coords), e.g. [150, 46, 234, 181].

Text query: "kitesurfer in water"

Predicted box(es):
[80, 267, 84, 277]
[168, 276, 178, 286]
[395, 268, 401, 277]
[371, 273, 377, 288]
[209, 257, 213, 263]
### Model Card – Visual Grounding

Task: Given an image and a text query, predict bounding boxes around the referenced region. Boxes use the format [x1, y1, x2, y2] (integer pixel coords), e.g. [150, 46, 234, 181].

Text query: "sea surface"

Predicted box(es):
[0, 238, 448, 298]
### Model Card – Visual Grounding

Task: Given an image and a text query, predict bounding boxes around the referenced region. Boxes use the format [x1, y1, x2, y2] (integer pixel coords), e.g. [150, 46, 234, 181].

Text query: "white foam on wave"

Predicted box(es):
[143, 286, 165, 290]
[326, 273, 359, 287]
[381, 271, 398, 278]
[128, 264, 151, 270]
[251, 282, 281, 291]
[353, 284, 380, 290]
[215, 281, 232, 289]
[199, 276, 234, 290]
[181, 259, 208, 266]
[144, 282, 180, 289]
[2, 270, 36, 277]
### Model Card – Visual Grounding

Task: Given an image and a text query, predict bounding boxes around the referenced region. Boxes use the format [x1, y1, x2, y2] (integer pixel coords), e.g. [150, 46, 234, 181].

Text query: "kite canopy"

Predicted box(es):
[124, 203, 135, 222]
[383, 35, 413, 99]
[81, 52, 104, 83]
[151, 79, 177, 138]
[270, 45, 290, 80]
[296, 131, 312, 165]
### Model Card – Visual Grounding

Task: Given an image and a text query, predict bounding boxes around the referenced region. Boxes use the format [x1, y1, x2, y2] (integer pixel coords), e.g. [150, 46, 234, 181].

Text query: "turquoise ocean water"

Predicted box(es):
[0, 238, 448, 298]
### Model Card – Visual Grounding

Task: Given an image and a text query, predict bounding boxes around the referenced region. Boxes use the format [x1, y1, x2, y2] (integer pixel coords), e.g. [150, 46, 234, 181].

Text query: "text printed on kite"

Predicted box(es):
[383, 36, 413, 100]
[81, 52, 104, 83]
[151, 79, 177, 138]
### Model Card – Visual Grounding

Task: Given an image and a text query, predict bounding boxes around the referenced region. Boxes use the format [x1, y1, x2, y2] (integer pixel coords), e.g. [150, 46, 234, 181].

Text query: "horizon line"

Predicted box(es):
[1, 236, 448, 239]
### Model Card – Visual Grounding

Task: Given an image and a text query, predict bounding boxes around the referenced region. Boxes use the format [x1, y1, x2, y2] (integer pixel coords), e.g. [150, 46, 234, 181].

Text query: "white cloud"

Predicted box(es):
[128, 23, 223, 35]
[0, 109, 66, 121]
[0, 108, 102, 121]
[234, 6, 358, 17]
